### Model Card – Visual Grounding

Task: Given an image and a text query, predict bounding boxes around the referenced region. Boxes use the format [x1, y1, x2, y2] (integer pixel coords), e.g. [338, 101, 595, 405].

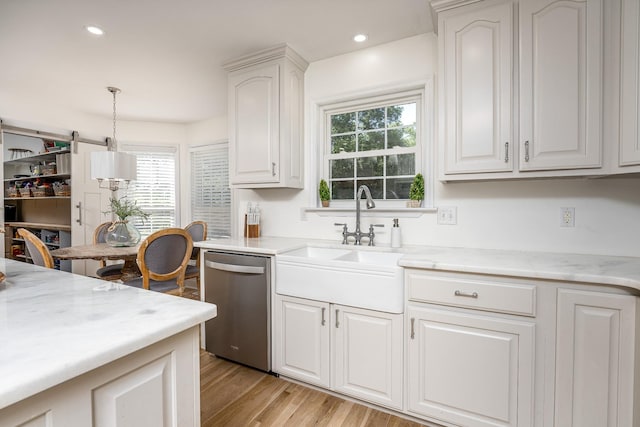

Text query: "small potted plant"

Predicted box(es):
[103, 197, 150, 246]
[319, 179, 331, 207]
[407, 173, 424, 208]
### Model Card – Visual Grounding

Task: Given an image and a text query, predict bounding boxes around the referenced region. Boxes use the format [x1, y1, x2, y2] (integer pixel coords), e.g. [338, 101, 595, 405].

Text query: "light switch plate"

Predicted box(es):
[438, 206, 457, 225]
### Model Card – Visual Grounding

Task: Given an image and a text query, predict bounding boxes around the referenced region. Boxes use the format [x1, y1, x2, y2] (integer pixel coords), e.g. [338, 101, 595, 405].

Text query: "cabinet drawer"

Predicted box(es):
[407, 271, 536, 316]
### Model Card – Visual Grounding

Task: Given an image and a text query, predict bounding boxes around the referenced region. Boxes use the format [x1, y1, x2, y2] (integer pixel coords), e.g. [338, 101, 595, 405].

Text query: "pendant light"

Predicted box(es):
[90, 86, 137, 191]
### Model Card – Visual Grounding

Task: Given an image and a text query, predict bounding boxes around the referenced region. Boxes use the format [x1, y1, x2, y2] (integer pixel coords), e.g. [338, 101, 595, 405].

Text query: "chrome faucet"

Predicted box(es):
[334, 185, 384, 245]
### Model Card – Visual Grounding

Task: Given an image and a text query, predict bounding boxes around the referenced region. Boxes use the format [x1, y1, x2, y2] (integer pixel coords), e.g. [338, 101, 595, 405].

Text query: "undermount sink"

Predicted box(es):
[275, 246, 404, 313]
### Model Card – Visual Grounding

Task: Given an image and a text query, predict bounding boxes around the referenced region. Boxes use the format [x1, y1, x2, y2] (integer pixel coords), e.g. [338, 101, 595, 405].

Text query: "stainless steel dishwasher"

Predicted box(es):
[203, 250, 271, 372]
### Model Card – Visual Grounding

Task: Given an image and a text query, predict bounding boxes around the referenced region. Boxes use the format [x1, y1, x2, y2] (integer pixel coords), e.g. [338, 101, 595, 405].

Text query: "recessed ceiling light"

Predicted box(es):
[353, 34, 368, 43]
[85, 26, 104, 36]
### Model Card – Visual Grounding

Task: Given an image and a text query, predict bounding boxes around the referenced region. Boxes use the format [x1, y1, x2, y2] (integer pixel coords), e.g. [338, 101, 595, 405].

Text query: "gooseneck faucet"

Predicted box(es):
[334, 184, 384, 245]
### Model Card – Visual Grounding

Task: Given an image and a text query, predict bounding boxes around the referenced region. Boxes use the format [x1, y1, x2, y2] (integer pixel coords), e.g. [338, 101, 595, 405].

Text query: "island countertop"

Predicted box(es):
[0, 259, 217, 410]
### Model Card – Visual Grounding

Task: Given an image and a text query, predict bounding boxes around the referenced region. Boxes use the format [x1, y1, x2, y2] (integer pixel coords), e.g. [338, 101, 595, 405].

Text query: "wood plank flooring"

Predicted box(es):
[199, 351, 427, 427]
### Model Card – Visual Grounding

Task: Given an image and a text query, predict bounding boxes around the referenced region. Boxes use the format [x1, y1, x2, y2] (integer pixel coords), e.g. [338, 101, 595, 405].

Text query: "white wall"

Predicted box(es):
[232, 34, 640, 257]
[4, 33, 639, 257]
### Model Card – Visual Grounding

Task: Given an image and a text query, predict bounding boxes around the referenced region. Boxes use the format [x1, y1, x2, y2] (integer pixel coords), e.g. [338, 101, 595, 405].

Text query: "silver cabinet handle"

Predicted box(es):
[335, 309, 340, 328]
[410, 318, 415, 340]
[454, 290, 479, 299]
[524, 141, 530, 162]
[272, 162, 276, 176]
[321, 307, 326, 326]
[76, 202, 82, 225]
[204, 260, 264, 275]
[505, 142, 509, 162]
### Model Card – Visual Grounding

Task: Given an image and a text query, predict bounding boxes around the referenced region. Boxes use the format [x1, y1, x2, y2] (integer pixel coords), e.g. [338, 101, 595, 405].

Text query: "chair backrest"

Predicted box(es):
[94, 221, 113, 244]
[185, 221, 207, 259]
[93, 222, 114, 268]
[17, 228, 55, 269]
[137, 228, 193, 289]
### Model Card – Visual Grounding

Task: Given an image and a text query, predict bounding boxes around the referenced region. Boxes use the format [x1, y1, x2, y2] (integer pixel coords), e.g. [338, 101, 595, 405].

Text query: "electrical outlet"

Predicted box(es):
[560, 207, 575, 227]
[438, 206, 457, 225]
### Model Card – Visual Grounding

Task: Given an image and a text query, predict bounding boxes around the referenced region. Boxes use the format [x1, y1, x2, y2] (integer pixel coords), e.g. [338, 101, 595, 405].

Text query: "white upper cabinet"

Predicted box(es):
[519, 0, 603, 171]
[224, 44, 307, 188]
[440, 1, 514, 174]
[619, 0, 640, 166]
[435, 0, 605, 180]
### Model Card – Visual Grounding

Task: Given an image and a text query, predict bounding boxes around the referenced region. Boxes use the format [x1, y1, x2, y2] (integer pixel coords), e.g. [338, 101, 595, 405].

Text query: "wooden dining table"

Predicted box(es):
[50, 243, 141, 281]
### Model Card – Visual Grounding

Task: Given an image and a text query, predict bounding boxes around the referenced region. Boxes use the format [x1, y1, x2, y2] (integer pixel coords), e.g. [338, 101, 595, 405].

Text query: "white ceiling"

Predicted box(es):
[0, 0, 432, 124]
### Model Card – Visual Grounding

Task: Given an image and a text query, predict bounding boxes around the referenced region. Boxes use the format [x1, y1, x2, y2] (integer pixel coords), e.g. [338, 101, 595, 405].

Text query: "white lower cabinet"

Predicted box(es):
[407, 306, 535, 427]
[274, 294, 403, 410]
[333, 305, 403, 410]
[274, 295, 331, 388]
[555, 289, 638, 427]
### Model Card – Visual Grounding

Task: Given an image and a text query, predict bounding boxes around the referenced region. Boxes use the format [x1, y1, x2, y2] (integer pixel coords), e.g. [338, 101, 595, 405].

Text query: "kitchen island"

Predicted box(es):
[0, 258, 217, 426]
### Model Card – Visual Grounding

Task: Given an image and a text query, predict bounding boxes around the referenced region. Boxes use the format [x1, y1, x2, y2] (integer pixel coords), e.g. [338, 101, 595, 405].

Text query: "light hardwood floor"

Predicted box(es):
[199, 351, 426, 427]
[182, 286, 426, 427]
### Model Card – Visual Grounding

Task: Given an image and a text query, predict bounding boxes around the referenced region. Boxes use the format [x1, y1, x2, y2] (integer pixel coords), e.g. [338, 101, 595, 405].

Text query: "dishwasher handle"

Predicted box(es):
[205, 260, 265, 275]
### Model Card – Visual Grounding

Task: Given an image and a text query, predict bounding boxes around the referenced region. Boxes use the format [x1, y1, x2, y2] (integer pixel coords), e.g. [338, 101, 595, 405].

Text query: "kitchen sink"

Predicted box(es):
[275, 246, 404, 313]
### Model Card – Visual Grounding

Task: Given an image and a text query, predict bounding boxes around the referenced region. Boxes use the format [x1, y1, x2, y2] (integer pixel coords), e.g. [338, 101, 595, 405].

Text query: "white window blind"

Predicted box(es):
[190, 143, 231, 238]
[123, 147, 177, 238]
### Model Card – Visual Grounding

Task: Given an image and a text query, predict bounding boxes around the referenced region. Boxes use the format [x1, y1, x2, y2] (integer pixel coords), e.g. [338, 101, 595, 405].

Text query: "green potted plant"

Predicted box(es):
[407, 173, 424, 208]
[319, 179, 331, 207]
[103, 197, 150, 247]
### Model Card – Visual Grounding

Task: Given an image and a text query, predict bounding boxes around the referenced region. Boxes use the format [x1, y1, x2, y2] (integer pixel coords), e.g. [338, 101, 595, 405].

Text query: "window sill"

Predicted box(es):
[302, 206, 436, 219]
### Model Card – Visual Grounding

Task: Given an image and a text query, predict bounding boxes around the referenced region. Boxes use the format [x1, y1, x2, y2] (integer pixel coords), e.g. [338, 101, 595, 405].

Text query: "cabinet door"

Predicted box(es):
[273, 295, 330, 388]
[519, 0, 602, 171]
[407, 306, 534, 427]
[441, 1, 514, 174]
[620, 0, 640, 166]
[555, 289, 637, 427]
[333, 305, 403, 410]
[228, 64, 280, 185]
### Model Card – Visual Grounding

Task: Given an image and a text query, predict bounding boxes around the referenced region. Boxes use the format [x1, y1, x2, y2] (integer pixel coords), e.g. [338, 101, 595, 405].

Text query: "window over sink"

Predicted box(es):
[319, 85, 432, 208]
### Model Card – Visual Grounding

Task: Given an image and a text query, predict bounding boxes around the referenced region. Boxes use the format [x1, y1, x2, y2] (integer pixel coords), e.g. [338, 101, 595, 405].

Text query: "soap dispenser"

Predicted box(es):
[391, 218, 401, 248]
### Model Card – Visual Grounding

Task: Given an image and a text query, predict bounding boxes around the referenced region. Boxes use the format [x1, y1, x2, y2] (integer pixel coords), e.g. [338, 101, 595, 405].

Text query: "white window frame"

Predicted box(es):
[315, 82, 433, 210]
[189, 141, 233, 238]
[120, 143, 180, 237]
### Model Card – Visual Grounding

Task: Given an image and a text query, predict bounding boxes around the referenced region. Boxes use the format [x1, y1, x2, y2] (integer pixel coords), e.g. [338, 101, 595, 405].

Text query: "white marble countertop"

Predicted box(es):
[0, 259, 217, 410]
[196, 236, 640, 291]
[398, 246, 640, 291]
[196, 236, 315, 255]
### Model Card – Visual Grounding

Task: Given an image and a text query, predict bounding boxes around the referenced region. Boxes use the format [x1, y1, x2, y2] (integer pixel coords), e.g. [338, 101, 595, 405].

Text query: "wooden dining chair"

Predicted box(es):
[93, 222, 124, 281]
[17, 228, 55, 269]
[122, 228, 193, 296]
[184, 220, 207, 293]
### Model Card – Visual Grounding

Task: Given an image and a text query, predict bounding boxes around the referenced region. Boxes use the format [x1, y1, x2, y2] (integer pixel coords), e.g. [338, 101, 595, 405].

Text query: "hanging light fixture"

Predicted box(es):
[90, 86, 137, 191]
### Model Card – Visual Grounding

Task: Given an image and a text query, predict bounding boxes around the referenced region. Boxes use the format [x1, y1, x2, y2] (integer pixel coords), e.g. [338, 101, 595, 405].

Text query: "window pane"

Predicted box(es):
[386, 153, 416, 176]
[124, 150, 176, 238]
[386, 177, 412, 199]
[331, 180, 354, 200]
[357, 156, 383, 177]
[331, 159, 354, 179]
[331, 112, 356, 134]
[388, 127, 416, 148]
[191, 145, 231, 238]
[358, 107, 385, 130]
[358, 130, 384, 151]
[388, 103, 416, 127]
[332, 134, 356, 153]
[356, 179, 383, 199]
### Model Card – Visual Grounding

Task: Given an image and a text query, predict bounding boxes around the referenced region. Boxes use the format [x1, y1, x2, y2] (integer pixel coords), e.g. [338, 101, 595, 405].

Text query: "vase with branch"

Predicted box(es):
[103, 197, 150, 247]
